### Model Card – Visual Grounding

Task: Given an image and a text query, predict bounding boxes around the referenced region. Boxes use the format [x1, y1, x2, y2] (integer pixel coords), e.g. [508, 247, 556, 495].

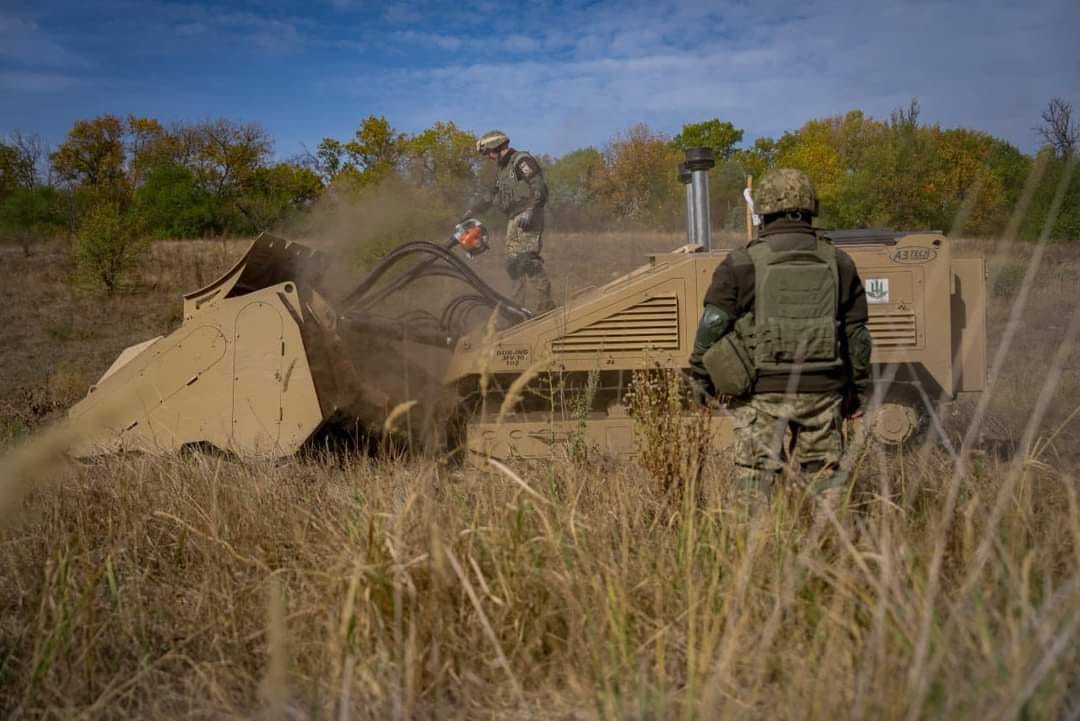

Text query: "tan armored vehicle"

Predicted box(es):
[449, 230, 986, 460]
[68, 153, 987, 461]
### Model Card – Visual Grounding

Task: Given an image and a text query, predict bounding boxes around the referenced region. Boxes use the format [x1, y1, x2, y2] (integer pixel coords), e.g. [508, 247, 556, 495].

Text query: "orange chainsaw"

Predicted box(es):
[448, 218, 490, 258]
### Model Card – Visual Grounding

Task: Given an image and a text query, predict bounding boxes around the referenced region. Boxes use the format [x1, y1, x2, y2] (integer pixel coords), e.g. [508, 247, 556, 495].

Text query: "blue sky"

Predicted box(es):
[1, 0, 1077, 159]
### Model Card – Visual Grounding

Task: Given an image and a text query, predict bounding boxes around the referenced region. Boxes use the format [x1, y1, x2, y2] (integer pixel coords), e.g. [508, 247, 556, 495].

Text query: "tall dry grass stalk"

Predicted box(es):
[1, 443, 1076, 720]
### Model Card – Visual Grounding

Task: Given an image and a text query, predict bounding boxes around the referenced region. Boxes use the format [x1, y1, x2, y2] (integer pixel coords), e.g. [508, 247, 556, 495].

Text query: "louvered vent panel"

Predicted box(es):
[867, 311, 917, 348]
[553, 296, 680, 354]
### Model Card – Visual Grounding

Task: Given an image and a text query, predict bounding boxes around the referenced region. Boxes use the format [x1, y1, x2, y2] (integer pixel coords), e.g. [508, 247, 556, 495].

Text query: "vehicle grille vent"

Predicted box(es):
[553, 295, 680, 355]
[867, 311, 918, 348]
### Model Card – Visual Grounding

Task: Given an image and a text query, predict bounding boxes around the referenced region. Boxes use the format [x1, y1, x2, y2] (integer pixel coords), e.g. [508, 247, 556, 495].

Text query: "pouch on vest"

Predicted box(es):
[702, 314, 756, 397]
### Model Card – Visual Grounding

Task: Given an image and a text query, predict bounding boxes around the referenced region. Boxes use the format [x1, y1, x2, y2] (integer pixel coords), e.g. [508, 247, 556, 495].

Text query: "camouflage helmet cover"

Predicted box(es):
[753, 168, 819, 217]
[476, 129, 510, 153]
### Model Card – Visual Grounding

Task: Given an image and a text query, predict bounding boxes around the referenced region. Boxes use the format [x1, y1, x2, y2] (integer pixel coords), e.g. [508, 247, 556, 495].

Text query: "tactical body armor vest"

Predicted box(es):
[747, 236, 843, 376]
[495, 151, 537, 216]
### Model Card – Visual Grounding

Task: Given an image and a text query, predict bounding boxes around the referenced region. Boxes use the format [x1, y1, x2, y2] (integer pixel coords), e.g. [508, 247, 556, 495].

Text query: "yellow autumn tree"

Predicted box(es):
[590, 124, 682, 226]
[774, 118, 846, 214]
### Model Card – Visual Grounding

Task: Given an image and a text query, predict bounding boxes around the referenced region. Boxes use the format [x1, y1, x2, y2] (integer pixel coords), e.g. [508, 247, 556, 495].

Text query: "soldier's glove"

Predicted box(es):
[686, 370, 716, 408]
[515, 208, 534, 230]
[459, 209, 475, 223]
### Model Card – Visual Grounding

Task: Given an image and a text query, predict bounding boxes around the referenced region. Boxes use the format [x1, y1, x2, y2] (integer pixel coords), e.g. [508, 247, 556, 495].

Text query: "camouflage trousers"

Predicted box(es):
[505, 215, 554, 313]
[731, 391, 847, 498]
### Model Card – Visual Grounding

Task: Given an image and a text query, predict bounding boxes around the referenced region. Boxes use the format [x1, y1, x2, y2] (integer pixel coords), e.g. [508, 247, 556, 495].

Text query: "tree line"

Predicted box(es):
[1, 98, 1076, 289]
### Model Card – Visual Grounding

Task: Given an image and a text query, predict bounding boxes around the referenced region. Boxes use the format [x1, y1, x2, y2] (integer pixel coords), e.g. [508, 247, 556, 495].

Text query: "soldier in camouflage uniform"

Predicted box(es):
[689, 168, 873, 500]
[463, 130, 555, 313]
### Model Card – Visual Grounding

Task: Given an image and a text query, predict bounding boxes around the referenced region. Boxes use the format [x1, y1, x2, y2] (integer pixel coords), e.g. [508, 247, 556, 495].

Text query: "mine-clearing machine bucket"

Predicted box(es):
[68, 233, 383, 458]
[68, 223, 528, 459]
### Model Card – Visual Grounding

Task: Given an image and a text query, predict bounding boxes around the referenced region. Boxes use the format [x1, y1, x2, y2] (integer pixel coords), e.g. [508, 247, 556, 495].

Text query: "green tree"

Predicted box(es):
[73, 203, 148, 292]
[1020, 149, 1080, 240]
[735, 137, 777, 181]
[315, 138, 346, 183]
[0, 139, 38, 196]
[345, 115, 405, 181]
[0, 143, 21, 197]
[125, 115, 170, 187]
[774, 118, 846, 220]
[50, 115, 128, 195]
[235, 162, 323, 232]
[673, 119, 744, 160]
[591, 125, 682, 226]
[545, 147, 603, 227]
[825, 111, 892, 227]
[192, 119, 272, 200]
[316, 116, 407, 190]
[0, 186, 66, 256]
[402, 121, 478, 200]
[881, 99, 935, 229]
[177, 119, 274, 232]
[133, 164, 215, 239]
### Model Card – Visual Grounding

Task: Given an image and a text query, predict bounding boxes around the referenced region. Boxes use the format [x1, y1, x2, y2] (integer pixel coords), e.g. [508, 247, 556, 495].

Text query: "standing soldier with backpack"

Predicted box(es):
[689, 168, 873, 501]
[462, 130, 555, 313]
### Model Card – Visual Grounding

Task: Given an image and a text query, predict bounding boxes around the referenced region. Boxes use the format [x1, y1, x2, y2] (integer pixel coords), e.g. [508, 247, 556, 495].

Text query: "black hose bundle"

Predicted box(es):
[339, 240, 532, 346]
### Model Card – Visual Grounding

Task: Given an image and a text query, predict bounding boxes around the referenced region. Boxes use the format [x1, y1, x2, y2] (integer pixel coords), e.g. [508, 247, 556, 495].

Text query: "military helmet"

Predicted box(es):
[476, 129, 510, 154]
[753, 168, 818, 217]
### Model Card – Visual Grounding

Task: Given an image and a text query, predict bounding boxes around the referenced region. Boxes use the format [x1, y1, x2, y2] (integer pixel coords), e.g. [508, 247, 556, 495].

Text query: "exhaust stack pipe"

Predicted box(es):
[678, 162, 695, 245]
[684, 147, 715, 250]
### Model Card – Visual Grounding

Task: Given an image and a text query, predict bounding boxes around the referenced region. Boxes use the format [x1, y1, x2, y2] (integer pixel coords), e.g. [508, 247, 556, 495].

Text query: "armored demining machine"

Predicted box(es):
[68, 149, 987, 461]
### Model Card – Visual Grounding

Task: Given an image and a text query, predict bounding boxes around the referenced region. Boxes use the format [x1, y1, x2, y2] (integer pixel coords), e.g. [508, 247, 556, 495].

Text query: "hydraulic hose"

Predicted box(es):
[341, 240, 532, 324]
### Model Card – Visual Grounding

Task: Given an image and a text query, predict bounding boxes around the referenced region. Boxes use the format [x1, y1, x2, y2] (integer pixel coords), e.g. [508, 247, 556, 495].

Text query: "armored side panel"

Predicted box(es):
[465, 414, 734, 463]
[843, 233, 956, 396]
[949, 256, 988, 393]
[446, 243, 708, 380]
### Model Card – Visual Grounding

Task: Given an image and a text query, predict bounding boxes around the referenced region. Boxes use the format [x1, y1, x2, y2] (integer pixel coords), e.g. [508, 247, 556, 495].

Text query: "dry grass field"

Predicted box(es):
[1, 232, 1079, 719]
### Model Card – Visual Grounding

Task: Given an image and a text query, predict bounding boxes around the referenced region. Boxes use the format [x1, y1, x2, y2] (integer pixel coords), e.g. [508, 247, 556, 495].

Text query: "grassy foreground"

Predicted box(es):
[1, 234, 1079, 718]
[2, 441, 1078, 719]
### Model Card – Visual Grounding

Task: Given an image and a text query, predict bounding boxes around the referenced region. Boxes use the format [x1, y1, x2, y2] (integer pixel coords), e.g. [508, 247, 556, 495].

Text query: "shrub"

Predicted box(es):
[624, 363, 711, 501]
[72, 203, 148, 292]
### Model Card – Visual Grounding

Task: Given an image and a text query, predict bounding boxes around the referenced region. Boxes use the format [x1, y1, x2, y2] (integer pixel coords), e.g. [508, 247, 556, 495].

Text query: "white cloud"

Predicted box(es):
[503, 34, 540, 53]
[214, 12, 304, 51]
[0, 15, 92, 68]
[392, 30, 464, 51]
[338, 0, 1080, 155]
[3, 0, 1076, 161]
[176, 22, 207, 36]
[0, 70, 83, 92]
[384, 3, 423, 25]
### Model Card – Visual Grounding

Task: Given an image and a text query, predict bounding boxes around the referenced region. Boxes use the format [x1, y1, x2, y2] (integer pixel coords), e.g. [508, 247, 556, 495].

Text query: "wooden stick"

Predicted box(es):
[746, 175, 754, 243]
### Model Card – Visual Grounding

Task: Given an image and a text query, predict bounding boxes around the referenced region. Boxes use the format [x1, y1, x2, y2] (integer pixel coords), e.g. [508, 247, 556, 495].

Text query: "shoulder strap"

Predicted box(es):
[817, 237, 840, 313]
[510, 151, 541, 181]
[747, 242, 771, 323]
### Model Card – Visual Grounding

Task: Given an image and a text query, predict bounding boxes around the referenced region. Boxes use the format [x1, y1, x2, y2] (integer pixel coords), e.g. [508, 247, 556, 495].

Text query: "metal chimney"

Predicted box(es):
[684, 147, 715, 250]
[678, 161, 695, 245]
